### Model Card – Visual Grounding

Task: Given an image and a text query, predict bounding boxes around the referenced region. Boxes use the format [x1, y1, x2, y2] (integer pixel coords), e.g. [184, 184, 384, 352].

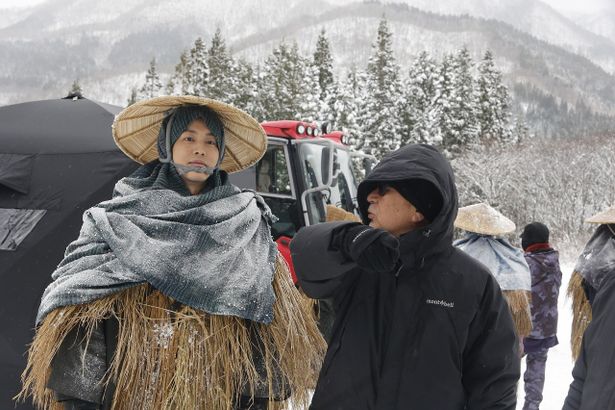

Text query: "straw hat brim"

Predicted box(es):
[454, 202, 516, 236]
[112, 96, 267, 173]
[585, 206, 615, 224]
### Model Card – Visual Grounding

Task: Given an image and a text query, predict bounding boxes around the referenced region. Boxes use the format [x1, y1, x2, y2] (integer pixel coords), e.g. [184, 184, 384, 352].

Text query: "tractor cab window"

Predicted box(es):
[298, 142, 361, 225]
[228, 142, 299, 240]
[297, 143, 327, 225]
[330, 148, 359, 213]
[255, 145, 292, 195]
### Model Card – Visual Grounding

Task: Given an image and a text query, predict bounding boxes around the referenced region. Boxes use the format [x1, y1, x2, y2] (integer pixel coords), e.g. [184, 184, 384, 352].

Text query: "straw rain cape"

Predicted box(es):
[37, 161, 278, 325]
[20, 161, 326, 410]
[573, 224, 615, 292]
[568, 224, 615, 359]
[455, 233, 533, 337]
[454, 234, 531, 291]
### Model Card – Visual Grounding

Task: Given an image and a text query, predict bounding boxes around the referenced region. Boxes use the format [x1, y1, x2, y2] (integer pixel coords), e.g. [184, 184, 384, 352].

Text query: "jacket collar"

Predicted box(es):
[524, 243, 552, 253]
[398, 225, 452, 270]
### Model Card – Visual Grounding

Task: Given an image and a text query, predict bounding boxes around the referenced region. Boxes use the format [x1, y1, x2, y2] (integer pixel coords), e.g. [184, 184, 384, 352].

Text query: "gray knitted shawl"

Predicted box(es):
[37, 161, 278, 325]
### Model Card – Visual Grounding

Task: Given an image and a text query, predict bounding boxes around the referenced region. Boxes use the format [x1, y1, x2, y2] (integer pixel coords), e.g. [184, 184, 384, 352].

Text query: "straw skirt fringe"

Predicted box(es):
[502, 290, 533, 339]
[567, 271, 592, 360]
[18, 254, 325, 410]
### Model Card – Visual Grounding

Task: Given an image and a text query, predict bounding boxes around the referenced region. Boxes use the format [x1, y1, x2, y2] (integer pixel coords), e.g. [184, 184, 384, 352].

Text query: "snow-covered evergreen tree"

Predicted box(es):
[316, 79, 337, 125]
[332, 66, 366, 147]
[206, 28, 234, 102]
[298, 60, 320, 122]
[68, 79, 82, 96]
[359, 17, 403, 158]
[187, 37, 209, 96]
[413, 104, 444, 147]
[247, 63, 269, 121]
[127, 87, 138, 106]
[400, 51, 439, 145]
[477, 50, 513, 145]
[167, 50, 190, 95]
[313, 29, 334, 102]
[231, 58, 258, 114]
[139, 58, 163, 99]
[260, 42, 316, 121]
[432, 53, 457, 154]
[260, 42, 296, 119]
[444, 47, 479, 152]
[313, 29, 338, 125]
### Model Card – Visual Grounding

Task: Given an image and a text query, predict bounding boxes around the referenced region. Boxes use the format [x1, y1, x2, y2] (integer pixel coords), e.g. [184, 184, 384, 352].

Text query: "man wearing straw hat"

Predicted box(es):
[518, 222, 562, 410]
[291, 144, 519, 409]
[454, 203, 533, 343]
[563, 206, 615, 410]
[18, 96, 325, 410]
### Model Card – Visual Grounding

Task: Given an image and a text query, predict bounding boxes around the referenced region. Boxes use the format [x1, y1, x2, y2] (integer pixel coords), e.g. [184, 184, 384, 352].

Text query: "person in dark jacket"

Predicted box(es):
[563, 206, 615, 410]
[290, 144, 520, 410]
[519, 222, 562, 410]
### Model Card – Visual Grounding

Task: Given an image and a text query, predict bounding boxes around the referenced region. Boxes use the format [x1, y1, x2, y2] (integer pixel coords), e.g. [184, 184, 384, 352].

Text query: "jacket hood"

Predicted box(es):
[357, 144, 458, 262]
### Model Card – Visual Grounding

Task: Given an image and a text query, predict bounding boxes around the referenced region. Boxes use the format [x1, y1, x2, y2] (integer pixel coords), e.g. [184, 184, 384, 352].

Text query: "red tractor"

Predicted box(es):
[228, 120, 376, 283]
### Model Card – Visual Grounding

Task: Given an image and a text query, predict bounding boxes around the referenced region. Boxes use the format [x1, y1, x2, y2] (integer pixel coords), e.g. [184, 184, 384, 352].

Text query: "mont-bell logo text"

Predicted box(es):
[426, 298, 454, 308]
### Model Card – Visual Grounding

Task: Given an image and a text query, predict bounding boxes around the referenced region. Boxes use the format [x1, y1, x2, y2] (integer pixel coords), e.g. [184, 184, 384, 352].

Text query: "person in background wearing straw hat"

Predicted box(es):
[18, 96, 325, 410]
[563, 206, 615, 410]
[290, 144, 519, 410]
[518, 222, 562, 410]
[454, 203, 533, 345]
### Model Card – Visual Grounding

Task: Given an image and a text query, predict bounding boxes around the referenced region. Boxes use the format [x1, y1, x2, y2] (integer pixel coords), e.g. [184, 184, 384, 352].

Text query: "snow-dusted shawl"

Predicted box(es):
[37, 162, 278, 325]
[455, 233, 531, 291]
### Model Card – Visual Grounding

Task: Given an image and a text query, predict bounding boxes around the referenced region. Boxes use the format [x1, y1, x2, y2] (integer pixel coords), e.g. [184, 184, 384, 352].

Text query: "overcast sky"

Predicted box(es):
[540, 0, 610, 14]
[0, 0, 44, 9]
[0, 0, 610, 13]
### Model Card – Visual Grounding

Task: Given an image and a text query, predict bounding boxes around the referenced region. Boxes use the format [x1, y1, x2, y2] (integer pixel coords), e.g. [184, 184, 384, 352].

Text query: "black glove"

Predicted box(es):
[333, 223, 400, 273]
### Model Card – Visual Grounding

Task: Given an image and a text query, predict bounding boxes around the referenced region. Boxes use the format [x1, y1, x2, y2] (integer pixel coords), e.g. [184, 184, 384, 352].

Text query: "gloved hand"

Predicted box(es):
[333, 223, 400, 273]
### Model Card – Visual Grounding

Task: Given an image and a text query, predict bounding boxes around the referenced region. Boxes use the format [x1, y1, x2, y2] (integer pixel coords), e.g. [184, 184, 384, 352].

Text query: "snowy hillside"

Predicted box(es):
[574, 10, 615, 46]
[231, 3, 615, 116]
[1, 0, 615, 138]
[374, 0, 615, 74]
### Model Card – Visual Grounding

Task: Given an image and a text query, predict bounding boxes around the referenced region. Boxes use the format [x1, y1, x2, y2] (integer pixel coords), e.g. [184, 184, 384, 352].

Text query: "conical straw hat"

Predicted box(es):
[112, 95, 267, 173]
[586, 206, 615, 224]
[455, 202, 516, 236]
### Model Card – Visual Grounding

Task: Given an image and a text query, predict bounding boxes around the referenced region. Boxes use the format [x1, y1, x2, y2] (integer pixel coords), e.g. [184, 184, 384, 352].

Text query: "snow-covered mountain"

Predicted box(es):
[1, 0, 615, 120]
[573, 10, 615, 46]
[374, 0, 615, 74]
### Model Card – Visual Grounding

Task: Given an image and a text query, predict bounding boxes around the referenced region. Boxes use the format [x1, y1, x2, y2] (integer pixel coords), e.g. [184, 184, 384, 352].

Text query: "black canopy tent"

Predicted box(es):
[0, 95, 138, 408]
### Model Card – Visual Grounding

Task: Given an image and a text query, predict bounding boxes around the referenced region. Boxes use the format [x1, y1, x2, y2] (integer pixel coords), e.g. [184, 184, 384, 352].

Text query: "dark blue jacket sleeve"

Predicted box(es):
[290, 221, 358, 299]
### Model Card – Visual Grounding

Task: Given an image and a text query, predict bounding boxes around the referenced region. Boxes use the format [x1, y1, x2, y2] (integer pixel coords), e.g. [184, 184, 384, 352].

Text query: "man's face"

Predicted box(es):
[172, 119, 219, 186]
[366, 184, 425, 237]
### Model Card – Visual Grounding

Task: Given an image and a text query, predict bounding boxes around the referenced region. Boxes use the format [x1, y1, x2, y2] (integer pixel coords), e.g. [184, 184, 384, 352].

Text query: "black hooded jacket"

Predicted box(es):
[291, 145, 519, 409]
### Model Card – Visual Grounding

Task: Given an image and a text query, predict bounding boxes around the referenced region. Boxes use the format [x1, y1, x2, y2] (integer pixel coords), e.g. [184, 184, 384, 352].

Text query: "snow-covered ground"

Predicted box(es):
[517, 261, 576, 410]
